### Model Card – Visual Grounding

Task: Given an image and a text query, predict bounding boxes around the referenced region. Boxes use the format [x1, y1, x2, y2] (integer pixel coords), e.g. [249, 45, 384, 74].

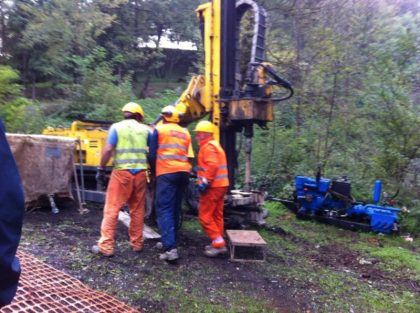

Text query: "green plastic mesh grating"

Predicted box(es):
[1, 251, 140, 313]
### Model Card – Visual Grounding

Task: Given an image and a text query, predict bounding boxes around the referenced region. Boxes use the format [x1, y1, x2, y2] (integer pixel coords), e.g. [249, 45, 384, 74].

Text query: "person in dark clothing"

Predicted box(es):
[0, 119, 25, 308]
[149, 106, 193, 262]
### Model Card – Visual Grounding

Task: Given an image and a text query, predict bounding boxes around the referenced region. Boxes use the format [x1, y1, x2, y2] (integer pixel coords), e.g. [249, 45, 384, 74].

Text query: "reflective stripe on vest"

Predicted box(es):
[197, 165, 227, 173]
[156, 123, 191, 176]
[114, 159, 148, 164]
[113, 119, 149, 170]
[115, 148, 148, 154]
[157, 154, 188, 161]
[197, 140, 229, 188]
[158, 144, 188, 152]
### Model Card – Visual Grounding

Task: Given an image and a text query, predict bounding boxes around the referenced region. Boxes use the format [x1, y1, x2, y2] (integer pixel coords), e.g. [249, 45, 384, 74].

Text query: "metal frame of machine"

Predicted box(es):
[287, 173, 401, 233]
[164, 0, 293, 226]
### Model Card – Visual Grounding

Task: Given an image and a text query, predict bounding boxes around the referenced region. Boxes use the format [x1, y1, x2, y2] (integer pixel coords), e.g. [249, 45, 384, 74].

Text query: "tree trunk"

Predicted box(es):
[139, 75, 151, 98]
[31, 74, 36, 101]
[0, 1, 5, 60]
[291, 1, 304, 135]
[322, 69, 339, 168]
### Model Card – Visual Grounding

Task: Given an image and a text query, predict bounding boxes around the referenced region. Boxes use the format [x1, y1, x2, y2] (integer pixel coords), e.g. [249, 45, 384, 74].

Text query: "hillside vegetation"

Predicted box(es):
[0, 1, 419, 226]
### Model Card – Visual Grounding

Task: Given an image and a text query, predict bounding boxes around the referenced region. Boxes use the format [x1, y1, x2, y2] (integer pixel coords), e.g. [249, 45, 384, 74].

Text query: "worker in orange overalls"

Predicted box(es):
[194, 121, 229, 257]
[149, 106, 193, 262]
[92, 102, 150, 257]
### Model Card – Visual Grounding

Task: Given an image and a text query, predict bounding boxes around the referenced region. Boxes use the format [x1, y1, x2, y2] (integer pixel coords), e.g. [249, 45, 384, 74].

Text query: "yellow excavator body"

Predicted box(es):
[42, 120, 112, 168]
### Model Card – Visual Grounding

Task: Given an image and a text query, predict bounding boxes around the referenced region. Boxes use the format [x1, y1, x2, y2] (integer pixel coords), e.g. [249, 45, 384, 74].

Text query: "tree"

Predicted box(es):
[6, 0, 124, 98]
[97, 0, 201, 98]
[251, 0, 419, 198]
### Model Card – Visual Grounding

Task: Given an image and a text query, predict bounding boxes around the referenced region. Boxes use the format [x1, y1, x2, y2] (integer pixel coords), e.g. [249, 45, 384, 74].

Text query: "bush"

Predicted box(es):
[0, 66, 41, 133]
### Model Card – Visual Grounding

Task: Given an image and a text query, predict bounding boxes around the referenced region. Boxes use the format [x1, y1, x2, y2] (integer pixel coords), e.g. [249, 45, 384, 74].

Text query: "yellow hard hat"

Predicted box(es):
[194, 120, 215, 133]
[121, 102, 144, 117]
[161, 105, 180, 123]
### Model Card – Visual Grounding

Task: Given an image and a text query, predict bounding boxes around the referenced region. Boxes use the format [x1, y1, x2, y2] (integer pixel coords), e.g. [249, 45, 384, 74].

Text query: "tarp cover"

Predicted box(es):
[6, 134, 76, 206]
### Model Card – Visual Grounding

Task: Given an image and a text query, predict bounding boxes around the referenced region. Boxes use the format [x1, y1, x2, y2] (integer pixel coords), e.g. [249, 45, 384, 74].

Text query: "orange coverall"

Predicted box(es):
[197, 138, 229, 248]
[98, 170, 147, 255]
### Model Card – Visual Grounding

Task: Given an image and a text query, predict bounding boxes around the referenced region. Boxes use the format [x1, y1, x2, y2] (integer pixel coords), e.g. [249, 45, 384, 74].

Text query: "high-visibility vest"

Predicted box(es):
[197, 140, 229, 188]
[113, 119, 149, 170]
[156, 123, 191, 176]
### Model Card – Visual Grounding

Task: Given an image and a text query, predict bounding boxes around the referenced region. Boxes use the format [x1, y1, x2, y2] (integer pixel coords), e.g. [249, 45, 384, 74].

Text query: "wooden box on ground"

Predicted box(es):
[226, 230, 267, 262]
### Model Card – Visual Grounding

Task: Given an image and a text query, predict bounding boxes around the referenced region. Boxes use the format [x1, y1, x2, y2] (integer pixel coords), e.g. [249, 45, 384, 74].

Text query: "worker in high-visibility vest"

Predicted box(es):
[92, 102, 150, 257]
[194, 121, 229, 257]
[0, 120, 24, 308]
[149, 105, 193, 262]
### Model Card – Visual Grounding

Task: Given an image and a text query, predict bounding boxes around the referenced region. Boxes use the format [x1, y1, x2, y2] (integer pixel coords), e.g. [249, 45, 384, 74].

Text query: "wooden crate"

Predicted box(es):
[226, 230, 267, 262]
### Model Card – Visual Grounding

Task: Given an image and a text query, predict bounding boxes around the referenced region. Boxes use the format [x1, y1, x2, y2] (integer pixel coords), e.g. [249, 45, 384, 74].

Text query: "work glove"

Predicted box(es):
[197, 177, 208, 193]
[146, 168, 155, 184]
[96, 167, 107, 189]
[191, 166, 199, 176]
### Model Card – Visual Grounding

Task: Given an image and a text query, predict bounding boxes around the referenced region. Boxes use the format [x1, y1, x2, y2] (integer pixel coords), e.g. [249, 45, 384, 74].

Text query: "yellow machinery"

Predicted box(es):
[43, 120, 112, 168]
[42, 120, 114, 202]
[157, 0, 294, 226]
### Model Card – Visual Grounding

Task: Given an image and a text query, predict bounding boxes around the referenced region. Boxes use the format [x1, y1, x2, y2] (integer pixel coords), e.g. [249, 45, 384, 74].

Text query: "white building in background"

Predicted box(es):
[138, 32, 197, 51]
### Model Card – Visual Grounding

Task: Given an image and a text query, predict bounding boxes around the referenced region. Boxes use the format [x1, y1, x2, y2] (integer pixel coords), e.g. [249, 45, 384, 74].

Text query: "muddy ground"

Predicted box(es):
[19, 201, 419, 313]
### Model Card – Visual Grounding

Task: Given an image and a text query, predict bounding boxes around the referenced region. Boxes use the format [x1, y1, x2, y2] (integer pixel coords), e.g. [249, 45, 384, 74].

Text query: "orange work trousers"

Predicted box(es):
[198, 187, 228, 243]
[98, 170, 147, 255]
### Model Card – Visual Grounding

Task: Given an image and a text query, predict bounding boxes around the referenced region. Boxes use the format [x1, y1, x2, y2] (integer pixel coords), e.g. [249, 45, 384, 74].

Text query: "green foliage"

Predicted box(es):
[68, 52, 135, 121]
[0, 65, 22, 100]
[247, 0, 420, 204]
[42, 47, 180, 124]
[0, 65, 42, 133]
[399, 202, 420, 236]
[5, 0, 125, 95]
[138, 90, 179, 124]
[60, 48, 179, 123]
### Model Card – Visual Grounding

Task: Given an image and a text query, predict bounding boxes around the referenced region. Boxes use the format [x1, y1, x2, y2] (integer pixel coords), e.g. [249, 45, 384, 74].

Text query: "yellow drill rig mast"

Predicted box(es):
[169, 0, 294, 226]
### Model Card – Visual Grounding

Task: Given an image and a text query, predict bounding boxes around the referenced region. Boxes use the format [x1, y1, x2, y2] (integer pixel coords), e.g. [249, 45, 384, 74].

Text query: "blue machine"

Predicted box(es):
[295, 175, 400, 233]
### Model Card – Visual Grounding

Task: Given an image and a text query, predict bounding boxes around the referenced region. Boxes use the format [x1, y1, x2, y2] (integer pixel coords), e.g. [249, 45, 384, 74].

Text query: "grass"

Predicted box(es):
[181, 216, 202, 232]
[368, 247, 420, 280]
[150, 280, 279, 313]
[316, 270, 415, 313]
[260, 201, 420, 313]
[358, 288, 418, 313]
[351, 230, 420, 280]
[370, 246, 420, 270]
[20, 204, 420, 313]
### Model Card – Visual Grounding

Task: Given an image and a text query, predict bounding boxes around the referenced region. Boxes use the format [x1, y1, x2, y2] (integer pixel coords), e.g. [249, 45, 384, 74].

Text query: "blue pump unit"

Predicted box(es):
[295, 175, 400, 233]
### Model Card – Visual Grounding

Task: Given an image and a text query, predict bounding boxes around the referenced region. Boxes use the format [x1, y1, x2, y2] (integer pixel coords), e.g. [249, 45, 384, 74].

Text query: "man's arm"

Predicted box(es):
[99, 125, 117, 168]
[99, 143, 115, 168]
[202, 145, 219, 183]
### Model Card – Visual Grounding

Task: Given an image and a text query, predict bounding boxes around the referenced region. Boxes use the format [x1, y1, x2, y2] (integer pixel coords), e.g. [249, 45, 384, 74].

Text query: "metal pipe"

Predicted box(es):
[48, 194, 59, 214]
[244, 136, 252, 192]
[77, 139, 85, 203]
[72, 161, 86, 214]
[243, 125, 254, 192]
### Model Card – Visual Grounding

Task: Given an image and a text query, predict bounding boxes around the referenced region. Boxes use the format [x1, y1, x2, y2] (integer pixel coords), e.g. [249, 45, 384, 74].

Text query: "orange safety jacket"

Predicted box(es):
[155, 123, 192, 176]
[197, 139, 229, 188]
